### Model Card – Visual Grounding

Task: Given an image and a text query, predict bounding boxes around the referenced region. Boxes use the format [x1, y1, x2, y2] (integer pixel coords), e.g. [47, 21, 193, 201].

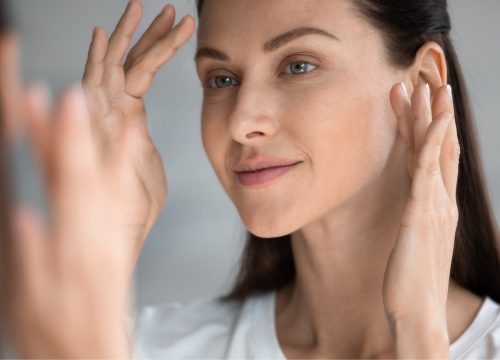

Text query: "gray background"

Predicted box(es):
[9, 1, 500, 311]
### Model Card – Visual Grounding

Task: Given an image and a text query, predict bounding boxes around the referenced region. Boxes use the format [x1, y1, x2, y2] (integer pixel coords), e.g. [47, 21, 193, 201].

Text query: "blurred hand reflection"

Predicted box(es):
[0, 0, 196, 356]
[0, 0, 195, 356]
[3, 84, 135, 358]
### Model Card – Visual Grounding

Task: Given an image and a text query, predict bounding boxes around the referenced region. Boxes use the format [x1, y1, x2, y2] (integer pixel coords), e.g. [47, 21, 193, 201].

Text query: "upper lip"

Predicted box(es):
[232, 157, 302, 172]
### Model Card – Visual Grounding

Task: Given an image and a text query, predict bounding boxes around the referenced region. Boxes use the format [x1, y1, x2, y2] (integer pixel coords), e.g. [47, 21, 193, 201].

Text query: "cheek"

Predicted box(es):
[286, 85, 397, 203]
[328, 95, 397, 197]
[201, 113, 224, 174]
[201, 110, 234, 192]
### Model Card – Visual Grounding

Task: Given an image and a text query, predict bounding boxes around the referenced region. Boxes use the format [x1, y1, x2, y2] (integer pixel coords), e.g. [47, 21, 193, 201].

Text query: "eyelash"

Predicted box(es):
[204, 60, 319, 90]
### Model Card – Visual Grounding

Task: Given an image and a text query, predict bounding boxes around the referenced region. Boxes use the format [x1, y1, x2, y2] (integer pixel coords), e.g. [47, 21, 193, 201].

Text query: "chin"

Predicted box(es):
[241, 213, 298, 239]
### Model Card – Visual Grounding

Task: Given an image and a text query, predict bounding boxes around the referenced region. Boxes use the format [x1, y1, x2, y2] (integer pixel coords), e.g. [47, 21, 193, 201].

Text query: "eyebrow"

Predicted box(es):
[194, 26, 340, 63]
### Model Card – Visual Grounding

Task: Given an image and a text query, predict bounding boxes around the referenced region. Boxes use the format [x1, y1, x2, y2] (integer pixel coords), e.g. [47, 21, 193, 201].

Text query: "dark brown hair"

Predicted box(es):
[195, 0, 500, 304]
[0, 0, 7, 31]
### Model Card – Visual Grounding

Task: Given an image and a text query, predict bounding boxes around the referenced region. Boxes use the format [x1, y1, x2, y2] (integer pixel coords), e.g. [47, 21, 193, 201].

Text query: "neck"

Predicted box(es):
[274, 140, 482, 358]
[276, 140, 411, 358]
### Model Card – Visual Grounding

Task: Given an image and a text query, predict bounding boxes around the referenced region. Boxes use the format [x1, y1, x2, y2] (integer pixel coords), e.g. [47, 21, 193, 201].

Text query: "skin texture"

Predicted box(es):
[196, 0, 483, 358]
[6, 86, 134, 358]
[82, 0, 195, 268]
[0, 0, 485, 357]
[1, 1, 196, 357]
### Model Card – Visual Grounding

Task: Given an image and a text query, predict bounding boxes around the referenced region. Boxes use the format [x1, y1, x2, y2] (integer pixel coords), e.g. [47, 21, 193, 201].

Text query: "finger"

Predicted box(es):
[125, 15, 195, 98]
[432, 85, 460, 202]
[410, 112, 452, 207]
[390, 81, 416, 178]
[0, 32, 23, 142]
[51, 86, 96, 201]
[82, 27, 109, 88]
[104, 0, 143, 66]
[11, 206, 49, 298]
[23, 84, 52, 184]
[411, 83, 432, 158]
[124, 5, 176, 71]
[50, 86, 102, 258]
[390, 82, 413, 148]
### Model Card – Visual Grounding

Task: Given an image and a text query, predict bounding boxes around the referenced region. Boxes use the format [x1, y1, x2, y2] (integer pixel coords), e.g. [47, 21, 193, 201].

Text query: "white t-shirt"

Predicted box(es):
[133, 290, 500, 359]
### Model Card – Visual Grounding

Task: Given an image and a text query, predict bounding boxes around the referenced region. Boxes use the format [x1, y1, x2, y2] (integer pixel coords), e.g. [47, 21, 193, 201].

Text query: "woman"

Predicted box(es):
[3, 0, 500, 358]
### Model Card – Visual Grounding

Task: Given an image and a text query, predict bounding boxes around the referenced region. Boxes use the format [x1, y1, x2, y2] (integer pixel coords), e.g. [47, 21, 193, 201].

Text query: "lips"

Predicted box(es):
[233, 160, 302, 187]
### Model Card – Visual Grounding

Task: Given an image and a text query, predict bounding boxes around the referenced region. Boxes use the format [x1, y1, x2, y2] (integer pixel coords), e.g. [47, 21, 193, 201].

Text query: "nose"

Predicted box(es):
[227, 81, 279, 144]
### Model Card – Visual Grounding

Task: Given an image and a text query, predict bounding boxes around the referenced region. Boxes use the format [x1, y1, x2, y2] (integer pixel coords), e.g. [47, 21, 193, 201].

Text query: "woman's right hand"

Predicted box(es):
[81, 0, 195, 264]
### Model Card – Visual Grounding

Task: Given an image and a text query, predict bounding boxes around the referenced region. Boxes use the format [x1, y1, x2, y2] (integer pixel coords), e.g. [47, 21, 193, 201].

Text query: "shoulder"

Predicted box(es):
[132, 293, 270, 359]
[450, 296, 500, 359]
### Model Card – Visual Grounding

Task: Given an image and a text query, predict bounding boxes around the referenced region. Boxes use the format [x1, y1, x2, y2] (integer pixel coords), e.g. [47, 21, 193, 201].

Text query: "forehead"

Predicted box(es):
[196, 0, 367, 47]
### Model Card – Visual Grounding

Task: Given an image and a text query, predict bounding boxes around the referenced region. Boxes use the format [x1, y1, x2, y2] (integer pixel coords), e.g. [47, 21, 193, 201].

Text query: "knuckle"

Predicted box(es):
[448, 144, 461, 162]
[419, 158, 440, 176]
[428, 161, 440, 176]
[117, 32, 133, 43]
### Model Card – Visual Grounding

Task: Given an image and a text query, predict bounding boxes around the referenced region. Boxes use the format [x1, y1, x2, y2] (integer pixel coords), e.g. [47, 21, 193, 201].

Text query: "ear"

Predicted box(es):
[405, 41, 448, 99]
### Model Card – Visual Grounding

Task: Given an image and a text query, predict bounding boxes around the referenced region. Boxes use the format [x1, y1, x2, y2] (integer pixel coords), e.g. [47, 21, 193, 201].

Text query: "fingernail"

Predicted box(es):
[425, 83, 430, 98]
[92, 27, 100, 39]
[163, 4, 173, 16]
[26, 82, 52, 113]
[177, 15, 193, 28]
[400, 81, 408, 98]
[126, 0, 138, 12]
[67, 84, 89, 119]
[446, 84, 453, 98]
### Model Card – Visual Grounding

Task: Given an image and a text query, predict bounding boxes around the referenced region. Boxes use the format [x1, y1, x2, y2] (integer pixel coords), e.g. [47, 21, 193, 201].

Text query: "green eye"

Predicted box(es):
[285, 61, 318, 75]
[207, 76, 240, 89]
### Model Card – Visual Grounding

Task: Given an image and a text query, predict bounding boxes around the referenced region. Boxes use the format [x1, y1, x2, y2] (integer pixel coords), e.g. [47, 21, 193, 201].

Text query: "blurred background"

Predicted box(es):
[8, 0, 500, 311]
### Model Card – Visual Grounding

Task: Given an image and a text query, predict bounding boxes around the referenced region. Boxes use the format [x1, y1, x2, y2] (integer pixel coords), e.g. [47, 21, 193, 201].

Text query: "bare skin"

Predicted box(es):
[1, 1, 195, 357]
[0, 31, 21, 140]
[1, 0, 486, 358]
[82, 0, 195, 272]
[275, 274, 483, 358]
[6, 86, 134, 358]
[197, 0, 484, 358]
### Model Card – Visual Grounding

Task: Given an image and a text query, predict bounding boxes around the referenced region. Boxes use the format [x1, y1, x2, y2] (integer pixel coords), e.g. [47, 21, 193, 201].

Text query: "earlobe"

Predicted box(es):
[408, 41, 448, 97]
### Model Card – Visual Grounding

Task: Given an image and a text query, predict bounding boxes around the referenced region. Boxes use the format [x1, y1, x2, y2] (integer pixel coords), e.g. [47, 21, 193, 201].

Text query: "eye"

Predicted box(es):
[283, 60, 318, 76]
[203, 60, 319, 90]
[206, 76, 240, 89]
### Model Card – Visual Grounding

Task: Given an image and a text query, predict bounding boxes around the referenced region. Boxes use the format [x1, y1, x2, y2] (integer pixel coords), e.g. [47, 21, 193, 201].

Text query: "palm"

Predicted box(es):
[81, 0, 194, 257]
[87, 87, 165, 243]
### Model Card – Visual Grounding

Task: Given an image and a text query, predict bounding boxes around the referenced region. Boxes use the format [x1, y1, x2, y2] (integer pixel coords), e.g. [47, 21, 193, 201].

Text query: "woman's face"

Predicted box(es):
[195, 0, 404, 238]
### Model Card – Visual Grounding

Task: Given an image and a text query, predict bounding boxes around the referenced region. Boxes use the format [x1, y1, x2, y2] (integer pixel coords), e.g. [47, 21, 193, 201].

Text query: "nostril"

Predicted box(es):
[246, 131, 265, 139]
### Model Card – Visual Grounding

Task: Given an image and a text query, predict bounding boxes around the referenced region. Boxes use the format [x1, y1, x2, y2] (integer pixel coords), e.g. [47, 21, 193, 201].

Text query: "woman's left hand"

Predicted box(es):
[384, 82, 460, 358]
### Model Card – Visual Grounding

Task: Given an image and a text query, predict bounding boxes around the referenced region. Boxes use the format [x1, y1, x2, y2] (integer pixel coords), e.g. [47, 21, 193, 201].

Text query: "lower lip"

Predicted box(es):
[235, 163, 300, 187]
